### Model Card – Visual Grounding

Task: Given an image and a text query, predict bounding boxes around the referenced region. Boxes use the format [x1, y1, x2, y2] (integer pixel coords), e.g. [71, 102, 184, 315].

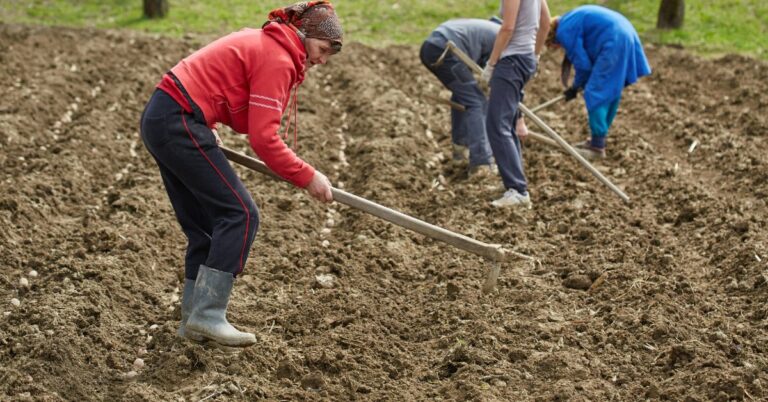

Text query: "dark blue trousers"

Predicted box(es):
[486, 53, 537, 194]
[140, 89, 259, 279]
[420, 38, 493, 167]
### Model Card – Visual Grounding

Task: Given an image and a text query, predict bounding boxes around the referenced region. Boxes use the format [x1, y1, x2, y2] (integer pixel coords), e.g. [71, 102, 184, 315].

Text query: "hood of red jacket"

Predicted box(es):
[263, 22, 307, 84]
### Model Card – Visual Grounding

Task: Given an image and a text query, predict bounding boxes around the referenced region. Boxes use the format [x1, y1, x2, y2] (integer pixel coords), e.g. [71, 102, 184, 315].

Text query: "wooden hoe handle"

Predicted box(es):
[220, 146, 530, 263]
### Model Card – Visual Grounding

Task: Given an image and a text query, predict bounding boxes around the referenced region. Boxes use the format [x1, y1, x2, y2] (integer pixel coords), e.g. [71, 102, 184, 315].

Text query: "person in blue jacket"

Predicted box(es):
[546, 5, 651, 160]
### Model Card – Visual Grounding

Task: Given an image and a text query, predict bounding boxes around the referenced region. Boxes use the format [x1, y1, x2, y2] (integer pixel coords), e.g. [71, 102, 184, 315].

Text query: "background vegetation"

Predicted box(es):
[0, 0, 765, 58]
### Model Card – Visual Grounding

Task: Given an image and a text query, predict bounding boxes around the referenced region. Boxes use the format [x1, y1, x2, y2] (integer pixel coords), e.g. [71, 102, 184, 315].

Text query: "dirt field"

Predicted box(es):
[1, 23, 767, 401]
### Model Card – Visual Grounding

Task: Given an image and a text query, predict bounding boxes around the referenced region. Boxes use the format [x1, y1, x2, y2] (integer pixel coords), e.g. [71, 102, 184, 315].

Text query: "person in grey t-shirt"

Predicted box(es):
[420, 18, 501, 177]
[482, 0, 551, 208]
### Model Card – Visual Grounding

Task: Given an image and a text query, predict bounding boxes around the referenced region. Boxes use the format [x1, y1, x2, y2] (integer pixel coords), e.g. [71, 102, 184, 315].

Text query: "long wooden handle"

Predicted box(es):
[446, 41, 483, 75]
[530, 95, 565, 113]
[518, 103, 630, 203]
[331, 187, 507, 261]
[221, 146, 519, 262]
[527, 131, 559, 147]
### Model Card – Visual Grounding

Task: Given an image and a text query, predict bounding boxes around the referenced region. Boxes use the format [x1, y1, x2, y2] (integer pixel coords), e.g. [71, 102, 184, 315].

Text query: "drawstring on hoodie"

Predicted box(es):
[281, 84, 300, 150]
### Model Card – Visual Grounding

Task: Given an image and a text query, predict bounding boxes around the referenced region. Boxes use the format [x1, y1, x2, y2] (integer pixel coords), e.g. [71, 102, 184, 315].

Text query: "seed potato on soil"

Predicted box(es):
[0, 24, 767, 401]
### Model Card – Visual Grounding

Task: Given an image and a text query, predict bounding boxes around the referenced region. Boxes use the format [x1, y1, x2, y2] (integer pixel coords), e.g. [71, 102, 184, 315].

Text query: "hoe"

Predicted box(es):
[221, 146, 537, 294]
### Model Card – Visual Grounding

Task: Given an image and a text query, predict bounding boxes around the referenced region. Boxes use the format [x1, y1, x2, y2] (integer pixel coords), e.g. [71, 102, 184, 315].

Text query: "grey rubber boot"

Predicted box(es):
[177, 279, 204, 342]
[184, 265, 257, 347]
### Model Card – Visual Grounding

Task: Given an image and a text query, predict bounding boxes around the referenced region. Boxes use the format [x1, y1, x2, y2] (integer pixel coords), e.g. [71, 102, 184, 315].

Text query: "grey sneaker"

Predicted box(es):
[491, 189, 532, 208]
[574, 140, 606, 160]
[452, 144, 469, 161]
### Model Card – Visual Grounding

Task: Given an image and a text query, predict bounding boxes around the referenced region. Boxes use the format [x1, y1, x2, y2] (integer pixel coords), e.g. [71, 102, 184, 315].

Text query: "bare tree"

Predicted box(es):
[143, 0, 169, 19]
[657, 0, 684, 29]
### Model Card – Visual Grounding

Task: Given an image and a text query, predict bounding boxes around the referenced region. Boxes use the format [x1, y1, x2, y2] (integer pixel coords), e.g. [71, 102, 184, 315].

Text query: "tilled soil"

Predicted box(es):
[1, 24, 767, 401]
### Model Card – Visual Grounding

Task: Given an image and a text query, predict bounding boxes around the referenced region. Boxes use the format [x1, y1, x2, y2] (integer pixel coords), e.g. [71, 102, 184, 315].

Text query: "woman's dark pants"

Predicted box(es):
[140, 89, 259, 279]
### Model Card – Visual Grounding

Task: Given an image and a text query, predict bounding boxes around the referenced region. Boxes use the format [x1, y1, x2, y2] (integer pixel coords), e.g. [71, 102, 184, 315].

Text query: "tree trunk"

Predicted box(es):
[657, 0, 684, 29]
[143, 0, 169, 19]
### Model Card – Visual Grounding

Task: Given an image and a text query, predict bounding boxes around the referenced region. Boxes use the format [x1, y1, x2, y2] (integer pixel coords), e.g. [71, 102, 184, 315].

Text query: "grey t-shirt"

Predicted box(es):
[429, 18, 500, 66]
[500, 0, 542, 57]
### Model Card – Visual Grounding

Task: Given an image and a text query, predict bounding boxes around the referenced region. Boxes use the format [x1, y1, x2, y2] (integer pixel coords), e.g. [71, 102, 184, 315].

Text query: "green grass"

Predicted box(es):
[1, 0, 766, 58]
[600, 0, 768, 58]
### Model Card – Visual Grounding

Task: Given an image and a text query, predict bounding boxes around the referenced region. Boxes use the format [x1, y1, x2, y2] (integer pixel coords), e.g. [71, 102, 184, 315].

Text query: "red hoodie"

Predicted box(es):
[157, 22, 314, 188]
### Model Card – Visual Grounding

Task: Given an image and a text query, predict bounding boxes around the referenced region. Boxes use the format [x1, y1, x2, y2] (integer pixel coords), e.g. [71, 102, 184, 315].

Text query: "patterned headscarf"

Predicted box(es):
[266, 1, 343, 52]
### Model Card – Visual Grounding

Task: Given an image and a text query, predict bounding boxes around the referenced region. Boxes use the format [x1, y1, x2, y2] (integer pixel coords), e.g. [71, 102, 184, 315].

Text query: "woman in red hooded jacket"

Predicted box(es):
[140, 1, 343, 347]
